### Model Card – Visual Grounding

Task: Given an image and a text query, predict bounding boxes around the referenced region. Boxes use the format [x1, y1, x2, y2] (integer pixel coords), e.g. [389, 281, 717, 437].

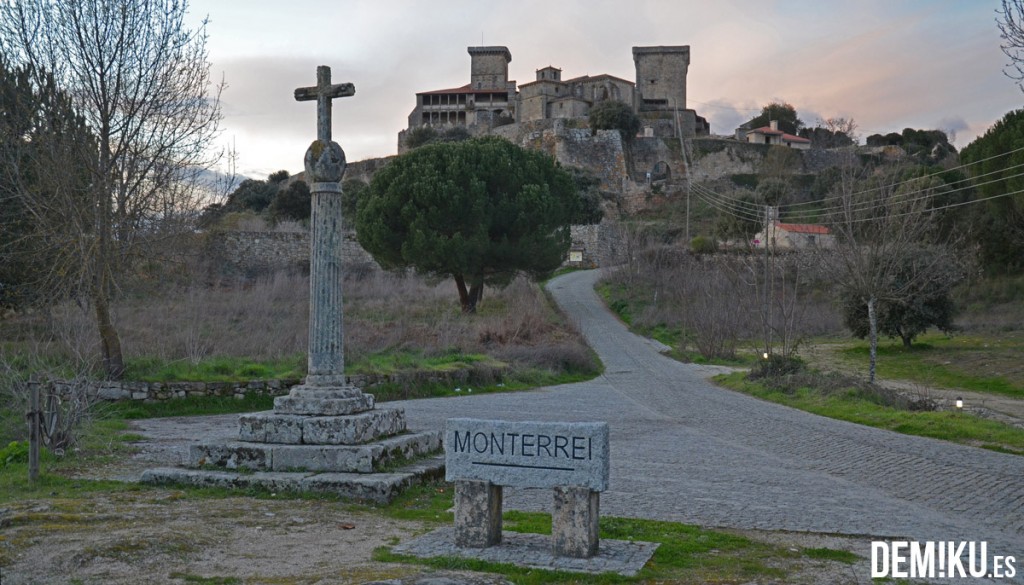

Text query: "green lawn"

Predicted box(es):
[370, 482, 857, 584]
[835, 331, 1024, 398]
[715, 371, 1024, 454]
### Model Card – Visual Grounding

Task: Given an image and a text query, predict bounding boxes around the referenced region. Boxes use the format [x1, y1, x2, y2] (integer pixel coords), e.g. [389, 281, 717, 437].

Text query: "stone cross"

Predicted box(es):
[294, 66, 355, 389]
[294, 66, 355, 144]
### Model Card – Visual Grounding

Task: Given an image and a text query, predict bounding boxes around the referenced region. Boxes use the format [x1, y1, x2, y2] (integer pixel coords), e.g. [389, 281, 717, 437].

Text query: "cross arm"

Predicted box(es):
[294, 82, 356, 102]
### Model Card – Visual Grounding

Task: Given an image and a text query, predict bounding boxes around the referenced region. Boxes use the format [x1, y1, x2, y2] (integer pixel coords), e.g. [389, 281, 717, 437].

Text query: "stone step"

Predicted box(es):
[140, 456, 445, 504]
[273, 392, 375, 416]
[239, 407, 406, 445]
[190, 430, 442, 473]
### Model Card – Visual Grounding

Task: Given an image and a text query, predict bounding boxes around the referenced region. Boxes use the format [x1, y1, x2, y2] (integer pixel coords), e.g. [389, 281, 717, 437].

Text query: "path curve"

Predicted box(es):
[394, 269, 1024, 577]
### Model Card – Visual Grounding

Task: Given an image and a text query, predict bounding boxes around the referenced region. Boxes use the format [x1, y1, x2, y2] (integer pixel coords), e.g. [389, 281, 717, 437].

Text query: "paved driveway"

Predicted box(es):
[395, 269, 1024, 563]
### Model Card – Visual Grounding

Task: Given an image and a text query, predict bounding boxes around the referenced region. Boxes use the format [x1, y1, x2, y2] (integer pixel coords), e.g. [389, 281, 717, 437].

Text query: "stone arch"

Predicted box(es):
[651, 161, 671, 181]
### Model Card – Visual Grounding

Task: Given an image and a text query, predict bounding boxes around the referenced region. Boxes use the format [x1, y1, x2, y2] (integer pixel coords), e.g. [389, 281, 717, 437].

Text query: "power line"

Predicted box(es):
[687, 148, 1024, 222]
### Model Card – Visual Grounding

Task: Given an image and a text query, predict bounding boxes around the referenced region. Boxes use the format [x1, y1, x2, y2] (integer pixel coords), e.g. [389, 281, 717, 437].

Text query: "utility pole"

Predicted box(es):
[762, 205, 774, 358]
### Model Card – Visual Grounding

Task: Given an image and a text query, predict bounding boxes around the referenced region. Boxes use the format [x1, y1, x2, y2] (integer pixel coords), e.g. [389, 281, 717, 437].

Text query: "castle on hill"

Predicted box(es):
[400, 45, 709, 150]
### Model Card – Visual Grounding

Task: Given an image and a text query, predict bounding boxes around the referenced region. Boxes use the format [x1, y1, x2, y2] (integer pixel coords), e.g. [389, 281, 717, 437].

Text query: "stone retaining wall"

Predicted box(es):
[50, 367, 507, 403]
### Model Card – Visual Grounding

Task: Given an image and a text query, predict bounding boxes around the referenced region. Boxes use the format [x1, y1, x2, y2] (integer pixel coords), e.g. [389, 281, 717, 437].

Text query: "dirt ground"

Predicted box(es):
[0, 486, 877, 585]
[0, 437, 878, 585]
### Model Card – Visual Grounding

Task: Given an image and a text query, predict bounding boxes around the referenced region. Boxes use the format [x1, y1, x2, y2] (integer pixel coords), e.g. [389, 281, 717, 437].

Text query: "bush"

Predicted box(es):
[690, 236, 718, 255]
[747, 354, 804, 380]
[0, 440, 29, 468]
[589, 100, 641, 141]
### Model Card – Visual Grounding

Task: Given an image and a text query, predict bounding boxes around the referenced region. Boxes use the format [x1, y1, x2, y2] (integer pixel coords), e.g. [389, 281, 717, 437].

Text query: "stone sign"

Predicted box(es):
[445, 418, 609, 490]
[445, 418, 610, 558]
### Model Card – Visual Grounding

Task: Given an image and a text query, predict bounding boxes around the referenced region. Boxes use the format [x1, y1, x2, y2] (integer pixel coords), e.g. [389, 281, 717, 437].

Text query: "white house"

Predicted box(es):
[741, 120, 811, 150]
[753, 221, 834, 250]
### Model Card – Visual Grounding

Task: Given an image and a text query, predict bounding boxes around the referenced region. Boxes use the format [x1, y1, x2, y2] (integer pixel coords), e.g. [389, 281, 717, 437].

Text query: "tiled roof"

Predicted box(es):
[776, 222, 830, 235]
[748, 126, 811, 143]
[418, 84, 514, 96]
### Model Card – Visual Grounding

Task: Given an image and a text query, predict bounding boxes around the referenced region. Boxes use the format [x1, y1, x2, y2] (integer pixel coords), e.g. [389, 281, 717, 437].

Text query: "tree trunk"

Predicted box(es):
[454, 274, 476, 314]
[94, 287, 125, 380]
[867, 296, 878, 383]
[469, 281, 484, 310]
[93, 144, 125, 380]
[895, 325, 913, 349]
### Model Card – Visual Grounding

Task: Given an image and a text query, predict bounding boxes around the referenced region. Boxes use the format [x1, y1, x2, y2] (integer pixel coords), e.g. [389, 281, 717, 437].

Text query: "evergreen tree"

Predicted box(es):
[356, 137, 578, 313]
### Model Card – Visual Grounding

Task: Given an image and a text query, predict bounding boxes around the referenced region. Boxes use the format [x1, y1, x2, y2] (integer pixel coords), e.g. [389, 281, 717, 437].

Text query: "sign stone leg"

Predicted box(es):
[552, 486, 600, 558]
[454, 480, 503, 548]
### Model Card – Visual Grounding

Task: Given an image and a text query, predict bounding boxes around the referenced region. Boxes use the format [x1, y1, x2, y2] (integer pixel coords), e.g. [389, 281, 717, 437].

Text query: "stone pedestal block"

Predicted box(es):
[273, 392, 373, 416]
[454, 480, 503, 548]
[238, 408, 406, 445]
[302, 408, 406, 444]
[552, 486, 600, 558]
[286, 385, 364, 400]
[239, 412, 304, 444]
[188, 431, 442, 473]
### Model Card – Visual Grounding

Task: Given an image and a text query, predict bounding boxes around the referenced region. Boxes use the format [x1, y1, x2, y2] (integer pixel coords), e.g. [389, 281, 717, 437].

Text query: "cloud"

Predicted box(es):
[936, 116, 970, 144]
[191, 1, 1024, 172]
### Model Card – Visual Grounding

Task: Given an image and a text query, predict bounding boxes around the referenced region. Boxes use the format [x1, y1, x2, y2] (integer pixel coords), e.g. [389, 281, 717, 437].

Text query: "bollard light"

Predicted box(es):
[763, 352, 769, 360]
[955, 397, 964, 411]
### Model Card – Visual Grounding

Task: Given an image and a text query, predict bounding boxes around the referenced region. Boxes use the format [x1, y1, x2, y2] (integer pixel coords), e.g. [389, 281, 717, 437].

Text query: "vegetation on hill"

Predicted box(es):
[960, 108, 1024, 274]
[588, 99, 642, 142]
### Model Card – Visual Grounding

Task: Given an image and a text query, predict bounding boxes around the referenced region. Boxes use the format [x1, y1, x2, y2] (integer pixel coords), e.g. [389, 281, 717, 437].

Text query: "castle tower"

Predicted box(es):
[632, 45, 690, 111]
[469, 46, 512, 90]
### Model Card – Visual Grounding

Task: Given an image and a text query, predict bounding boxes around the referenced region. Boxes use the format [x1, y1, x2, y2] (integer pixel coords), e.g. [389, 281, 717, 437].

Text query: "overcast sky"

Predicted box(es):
[185, 0, 1022, 179]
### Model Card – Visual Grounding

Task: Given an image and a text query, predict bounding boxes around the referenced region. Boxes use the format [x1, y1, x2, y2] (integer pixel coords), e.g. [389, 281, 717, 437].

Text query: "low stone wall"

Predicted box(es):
[50, 366, 508, 403]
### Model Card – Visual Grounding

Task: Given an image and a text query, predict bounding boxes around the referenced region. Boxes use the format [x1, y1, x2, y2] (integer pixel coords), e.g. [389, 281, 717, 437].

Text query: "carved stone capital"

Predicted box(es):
[304, 139, 346, 184]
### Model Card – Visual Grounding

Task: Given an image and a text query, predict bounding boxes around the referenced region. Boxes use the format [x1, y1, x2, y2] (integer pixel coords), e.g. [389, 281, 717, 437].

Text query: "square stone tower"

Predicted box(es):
[469, 46, 512, 90]
[633, 45, 690, 111]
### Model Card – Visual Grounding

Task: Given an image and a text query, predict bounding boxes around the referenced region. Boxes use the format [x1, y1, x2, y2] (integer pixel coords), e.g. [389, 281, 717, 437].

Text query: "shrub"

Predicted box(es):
[748, 354, 804, 381]
[0, 440, 29, 468]
[589, 100, 641, 141]
[690, 236, 718, 254]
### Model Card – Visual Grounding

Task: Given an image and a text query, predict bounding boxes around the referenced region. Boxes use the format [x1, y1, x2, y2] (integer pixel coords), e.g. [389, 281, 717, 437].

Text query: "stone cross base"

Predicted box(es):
[453, 480, 600, 559]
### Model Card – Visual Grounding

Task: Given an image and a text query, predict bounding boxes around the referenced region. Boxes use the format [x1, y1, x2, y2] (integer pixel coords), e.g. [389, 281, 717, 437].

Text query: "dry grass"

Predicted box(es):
[3, 269, 596, 380]
[601, 230, 844, 360]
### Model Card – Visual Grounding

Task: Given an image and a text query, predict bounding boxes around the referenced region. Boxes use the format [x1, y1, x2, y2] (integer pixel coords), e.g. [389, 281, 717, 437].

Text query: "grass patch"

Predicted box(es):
[837, 332, 1024, 398]
[715, 371, 1024, 454]
[348, 351, 500, 376]
[803, 547, 860, 563]
[371, 482, 864, 584]
[101, 394, 276, 420]
[374, 486, 801, 583]
[124, 355, 304, 383]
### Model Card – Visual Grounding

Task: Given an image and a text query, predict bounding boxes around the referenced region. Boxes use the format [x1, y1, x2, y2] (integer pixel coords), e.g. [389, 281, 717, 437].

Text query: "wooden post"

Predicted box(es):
[28, 382, 40, 482]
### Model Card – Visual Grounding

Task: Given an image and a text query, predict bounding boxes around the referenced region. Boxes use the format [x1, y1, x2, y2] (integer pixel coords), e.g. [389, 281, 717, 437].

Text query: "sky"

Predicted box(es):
[184, 0, 1023, 180]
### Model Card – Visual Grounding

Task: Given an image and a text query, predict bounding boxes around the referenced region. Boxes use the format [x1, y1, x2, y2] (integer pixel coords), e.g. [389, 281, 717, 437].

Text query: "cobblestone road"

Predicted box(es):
[395, 269, 1024, 577]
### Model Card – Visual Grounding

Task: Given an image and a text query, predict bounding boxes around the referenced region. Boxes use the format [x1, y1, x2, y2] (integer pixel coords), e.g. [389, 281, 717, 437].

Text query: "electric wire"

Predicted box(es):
[687, 152, 1024, 223]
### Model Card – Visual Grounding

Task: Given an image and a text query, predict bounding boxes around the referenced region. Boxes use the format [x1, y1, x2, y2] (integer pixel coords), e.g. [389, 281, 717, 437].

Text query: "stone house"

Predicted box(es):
[738, 120, 811, 150]
[753, 221, 834, 250]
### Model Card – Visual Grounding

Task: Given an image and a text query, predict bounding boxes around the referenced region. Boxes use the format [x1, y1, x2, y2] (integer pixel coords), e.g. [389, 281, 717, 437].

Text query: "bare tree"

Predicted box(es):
[998, 0, 1024, 91]
[0, 0, 223, 379]
[815, 155, 961, 382]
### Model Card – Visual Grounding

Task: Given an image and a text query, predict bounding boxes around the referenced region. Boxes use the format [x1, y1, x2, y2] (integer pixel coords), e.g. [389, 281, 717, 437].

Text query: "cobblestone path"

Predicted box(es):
[397, 269, 1024, 573]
